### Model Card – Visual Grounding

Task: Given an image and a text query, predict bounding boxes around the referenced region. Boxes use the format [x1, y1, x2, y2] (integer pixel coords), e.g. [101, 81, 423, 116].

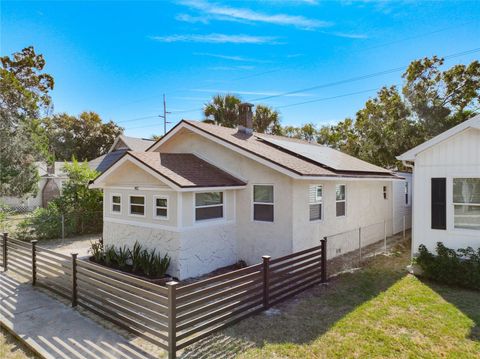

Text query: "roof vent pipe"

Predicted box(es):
[238, 102, 254, 136]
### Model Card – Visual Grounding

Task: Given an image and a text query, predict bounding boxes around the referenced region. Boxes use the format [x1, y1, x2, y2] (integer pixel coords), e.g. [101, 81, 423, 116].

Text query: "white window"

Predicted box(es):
[309, 185, 322, 221]
[111, 194, 121, 214]
[336, 184, 346, 217]
[453, 178, 480, 230]
[153, 196, 168, 219]
[129, 195, 145, 216]
[253, 185, 274, 222]
[405, 182, 409, 205]
[195, 192, 223, 221]
[383, 186, 388, 200]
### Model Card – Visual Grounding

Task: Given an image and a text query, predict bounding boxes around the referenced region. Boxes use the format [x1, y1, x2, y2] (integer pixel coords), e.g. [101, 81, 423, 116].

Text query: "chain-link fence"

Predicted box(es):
[0, 210, 103, 241]
[326, 215, 411, 275]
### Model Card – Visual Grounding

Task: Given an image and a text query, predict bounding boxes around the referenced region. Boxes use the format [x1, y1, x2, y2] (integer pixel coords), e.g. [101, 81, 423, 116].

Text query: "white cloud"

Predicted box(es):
[150, 34, 279, 44]
[193, 52, 271, 63]
[177, 0, 331, 30]
[175, 13, 209, 24]
[209, 66, 256, 70]
[331, 32, 368, 39]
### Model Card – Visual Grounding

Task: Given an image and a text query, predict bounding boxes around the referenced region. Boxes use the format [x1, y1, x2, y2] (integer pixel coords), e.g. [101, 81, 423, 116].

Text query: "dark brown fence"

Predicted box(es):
[1, 233, 327, 358]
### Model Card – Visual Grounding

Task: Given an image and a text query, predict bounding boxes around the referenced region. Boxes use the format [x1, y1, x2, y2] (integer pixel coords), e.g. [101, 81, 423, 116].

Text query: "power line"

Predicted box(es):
[122, 46, 480, 130]
[116, 115, 158, 124]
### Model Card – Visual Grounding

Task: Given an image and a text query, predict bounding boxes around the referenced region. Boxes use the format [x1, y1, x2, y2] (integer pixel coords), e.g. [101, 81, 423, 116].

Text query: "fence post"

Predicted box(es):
[31, 240, 37, 286]
[403, 215, 406, 239]
[2, 233, 8, 271]
[61, 214, 65, 242]
[321, 237, 328, 283]
[358, 227, 362, 263]
[384, 220, 387, 253]
[167, 281, 178, 359]
[262, 255, 271, 310]
[71, 253, 78, 307]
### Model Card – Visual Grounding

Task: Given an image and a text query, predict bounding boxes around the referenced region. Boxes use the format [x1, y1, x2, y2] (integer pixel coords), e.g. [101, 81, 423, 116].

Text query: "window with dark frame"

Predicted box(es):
[309, 185, 322, 221]
[129, 196, 145, 216]
[112, 195, 121, 213]
[383, 186, 388, 200]
[195, 192, 223, 221]
[431, 178, 446, 230]
[253, 185, 274, 222]
[154, 197, 168, 219]
[336, 184, 346, 217]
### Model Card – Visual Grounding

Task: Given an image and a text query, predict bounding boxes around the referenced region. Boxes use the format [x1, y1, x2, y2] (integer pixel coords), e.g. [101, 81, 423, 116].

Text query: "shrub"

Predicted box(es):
[89, 240, 171, 278]
[16, 203, 73, 240]
[416, 242, 480, 290]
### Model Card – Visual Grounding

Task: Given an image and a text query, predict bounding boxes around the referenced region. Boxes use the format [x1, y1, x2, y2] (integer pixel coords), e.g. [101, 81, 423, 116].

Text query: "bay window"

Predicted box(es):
[195, 192, 223, 221]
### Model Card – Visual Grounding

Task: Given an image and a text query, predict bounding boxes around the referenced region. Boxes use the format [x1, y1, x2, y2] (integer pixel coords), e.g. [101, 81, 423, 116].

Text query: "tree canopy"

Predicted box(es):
[41, 112, 123, 161]
[0, 46, 54, 197]
[284, 56, 480, 169]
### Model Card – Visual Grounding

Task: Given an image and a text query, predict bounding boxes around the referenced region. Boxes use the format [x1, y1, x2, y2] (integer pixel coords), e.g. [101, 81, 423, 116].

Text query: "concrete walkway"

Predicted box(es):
[0, 272, 161, 359]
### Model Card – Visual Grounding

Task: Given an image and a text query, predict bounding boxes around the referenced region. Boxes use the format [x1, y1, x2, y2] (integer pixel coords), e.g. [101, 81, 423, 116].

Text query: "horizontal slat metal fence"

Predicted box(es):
[76, 260, 169, 349]
[1, 233, 327, 359]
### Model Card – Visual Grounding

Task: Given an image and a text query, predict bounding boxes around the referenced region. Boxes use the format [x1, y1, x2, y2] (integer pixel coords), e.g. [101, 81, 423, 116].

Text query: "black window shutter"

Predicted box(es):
[431, 178, 446, 230]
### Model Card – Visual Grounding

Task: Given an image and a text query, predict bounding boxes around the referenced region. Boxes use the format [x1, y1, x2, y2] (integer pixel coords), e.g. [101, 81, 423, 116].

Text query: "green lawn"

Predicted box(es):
[182, 240, 480, 358]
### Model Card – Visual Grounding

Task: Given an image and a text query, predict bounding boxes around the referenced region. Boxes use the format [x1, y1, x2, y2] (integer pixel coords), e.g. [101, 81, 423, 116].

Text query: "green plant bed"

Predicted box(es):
[89, 240, 171, 283]
[415, 242, 480, 290]
[88, 256, 172, 285]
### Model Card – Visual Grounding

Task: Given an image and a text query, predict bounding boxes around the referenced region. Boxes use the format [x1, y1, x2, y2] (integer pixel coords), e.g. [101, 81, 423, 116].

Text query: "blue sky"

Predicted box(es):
[2, 1, 480, 138]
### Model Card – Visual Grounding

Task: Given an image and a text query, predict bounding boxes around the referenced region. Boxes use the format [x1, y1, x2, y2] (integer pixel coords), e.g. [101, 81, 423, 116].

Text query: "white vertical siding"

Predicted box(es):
[412, 128, 480, 254]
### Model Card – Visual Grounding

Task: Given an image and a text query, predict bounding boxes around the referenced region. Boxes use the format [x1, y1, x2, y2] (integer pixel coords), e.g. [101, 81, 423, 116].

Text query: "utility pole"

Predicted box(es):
[159, 93, 171, 135]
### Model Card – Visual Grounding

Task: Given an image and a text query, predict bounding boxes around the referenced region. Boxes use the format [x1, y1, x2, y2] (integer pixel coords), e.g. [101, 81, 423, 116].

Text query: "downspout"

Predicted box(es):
[402, 160, 415, 261]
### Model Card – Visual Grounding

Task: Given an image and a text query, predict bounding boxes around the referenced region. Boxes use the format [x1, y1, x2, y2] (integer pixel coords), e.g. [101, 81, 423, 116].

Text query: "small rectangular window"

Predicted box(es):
[309, 185, 322, 221]
[129, 196, 145, 216]
[112, 195, 121, 213]
[336, 184, 346, 217]
[383, 186, 388, 200]
[154, 196, 168, 219]
[195, 192, 223, 221]
[405, 182, 409, 205]
[453, 178, 480, 230]
[253, 185, 274, 222]
[431, 178, 446, 230]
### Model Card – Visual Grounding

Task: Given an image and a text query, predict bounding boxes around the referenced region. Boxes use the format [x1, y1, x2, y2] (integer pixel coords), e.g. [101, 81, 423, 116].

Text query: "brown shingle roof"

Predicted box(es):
[127, 152, 246, 188]
[181, 120, 397, 178]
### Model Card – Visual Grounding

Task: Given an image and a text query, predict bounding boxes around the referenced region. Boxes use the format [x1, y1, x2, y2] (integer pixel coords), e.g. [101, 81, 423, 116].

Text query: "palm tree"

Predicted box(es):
[203, 94, 241, 128]
[253, 105, 282, 135]
[203, 94, 281, 134]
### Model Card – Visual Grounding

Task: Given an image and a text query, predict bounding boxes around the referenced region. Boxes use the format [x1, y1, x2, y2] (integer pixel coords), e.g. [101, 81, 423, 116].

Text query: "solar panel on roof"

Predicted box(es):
[257, 136, 391, 174]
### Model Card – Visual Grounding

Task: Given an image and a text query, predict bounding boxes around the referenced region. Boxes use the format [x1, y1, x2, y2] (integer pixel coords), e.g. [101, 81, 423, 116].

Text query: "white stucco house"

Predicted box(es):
[90, 104, 408, 279]
[398, 114, 480, 255]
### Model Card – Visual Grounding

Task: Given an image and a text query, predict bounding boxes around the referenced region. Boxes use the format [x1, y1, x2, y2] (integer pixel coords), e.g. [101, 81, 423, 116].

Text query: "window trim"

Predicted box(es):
[153, 195, 169, 220]
[194, 191, 225, 223]
[452, 177, 480, 232]
[335, 184, 347, 218]
[111, 193, 122, 215]
[309, 184, 323, 222]
[128, 195, 146, 217]
[252, 184, 275, 223]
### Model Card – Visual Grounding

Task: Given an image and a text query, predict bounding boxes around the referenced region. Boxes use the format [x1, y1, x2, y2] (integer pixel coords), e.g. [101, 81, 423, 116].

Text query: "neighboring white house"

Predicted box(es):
[90, 105, 407, 279]
[392, 171, 412, 234]
[398, 114, 480, 255]
[1, 162, 69, 211]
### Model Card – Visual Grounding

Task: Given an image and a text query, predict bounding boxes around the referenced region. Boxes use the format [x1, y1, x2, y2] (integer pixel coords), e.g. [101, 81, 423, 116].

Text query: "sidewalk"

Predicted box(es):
[0, 272, 161, 359]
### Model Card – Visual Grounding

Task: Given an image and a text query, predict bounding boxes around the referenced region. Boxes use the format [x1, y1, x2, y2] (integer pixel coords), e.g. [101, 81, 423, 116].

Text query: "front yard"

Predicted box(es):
[0, 327, 36, 359]
[183, 239, 480, 358]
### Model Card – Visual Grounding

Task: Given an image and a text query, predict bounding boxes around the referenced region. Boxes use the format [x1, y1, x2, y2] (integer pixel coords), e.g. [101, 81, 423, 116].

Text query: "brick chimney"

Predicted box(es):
[238, 102, 254, 136]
